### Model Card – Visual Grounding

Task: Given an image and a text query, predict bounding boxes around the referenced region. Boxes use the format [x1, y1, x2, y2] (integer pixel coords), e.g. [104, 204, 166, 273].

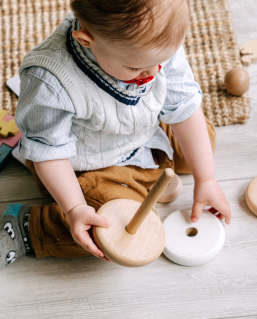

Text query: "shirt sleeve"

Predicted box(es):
[159, 45, 202, 124]
[15, 66, 78, 162]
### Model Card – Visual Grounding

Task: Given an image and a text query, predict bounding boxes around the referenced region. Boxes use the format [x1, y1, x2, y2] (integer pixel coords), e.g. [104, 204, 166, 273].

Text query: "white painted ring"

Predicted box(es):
[163, 208, 225, 266]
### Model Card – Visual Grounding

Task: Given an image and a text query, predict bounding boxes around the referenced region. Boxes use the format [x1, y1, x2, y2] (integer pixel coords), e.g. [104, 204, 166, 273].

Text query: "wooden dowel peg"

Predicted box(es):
[126, 168, 175, 235]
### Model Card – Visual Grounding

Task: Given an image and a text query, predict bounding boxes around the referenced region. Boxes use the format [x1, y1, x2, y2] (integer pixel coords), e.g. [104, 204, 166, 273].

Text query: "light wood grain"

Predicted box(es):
[126, 168, 174, 234]
[246, 176, 257, 215]
[240, 39, 257, 66]
[93, 199, 165, 267]
[1, 0, 257, 318]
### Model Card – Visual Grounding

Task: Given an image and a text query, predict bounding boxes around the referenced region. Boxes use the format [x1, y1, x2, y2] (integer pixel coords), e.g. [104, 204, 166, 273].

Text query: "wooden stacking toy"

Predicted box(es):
[163, 208, 225, 266]
[92, 168, 174, 267]
[246, 177, 257, 216]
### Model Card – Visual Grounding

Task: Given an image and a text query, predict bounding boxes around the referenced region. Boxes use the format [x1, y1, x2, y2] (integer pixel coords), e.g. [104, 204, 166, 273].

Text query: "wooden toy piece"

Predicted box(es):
[0, 112, 22, 148]
[0, 119, 19, 138]
[0, 144, 13, 171]
[163, 208, 225, 266]
[245, 177, 257, 216]
[93, 168, 174, 267]
[2, 79, 25, 168]
[0, 110, 22, 172]
[224, 67, 249, 96]
[154, 173, 182, 203]
[0, 110, 19, 138]
[240, 39, 257, 66]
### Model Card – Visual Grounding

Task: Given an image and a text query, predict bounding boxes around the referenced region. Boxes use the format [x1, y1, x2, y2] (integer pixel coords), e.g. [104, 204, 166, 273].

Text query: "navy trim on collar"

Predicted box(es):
[67, 25, 141, 106]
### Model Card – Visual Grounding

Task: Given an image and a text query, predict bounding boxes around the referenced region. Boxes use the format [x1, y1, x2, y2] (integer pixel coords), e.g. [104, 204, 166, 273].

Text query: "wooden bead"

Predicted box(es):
[156, 174, 182, 203]
[246, 177, 257, 216]
[224, 67, 249, 96]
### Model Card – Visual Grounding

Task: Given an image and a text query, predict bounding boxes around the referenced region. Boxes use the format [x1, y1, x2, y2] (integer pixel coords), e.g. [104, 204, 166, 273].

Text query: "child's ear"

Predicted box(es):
[72, 30, 94, 48]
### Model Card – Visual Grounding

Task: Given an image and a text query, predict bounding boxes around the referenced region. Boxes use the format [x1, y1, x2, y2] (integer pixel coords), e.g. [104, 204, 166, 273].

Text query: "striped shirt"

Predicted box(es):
[16, 20, 202, 169]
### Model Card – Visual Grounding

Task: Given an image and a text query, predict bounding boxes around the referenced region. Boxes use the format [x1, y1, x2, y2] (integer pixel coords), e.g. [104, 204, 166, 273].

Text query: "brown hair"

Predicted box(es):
[70, 0, 189, 49]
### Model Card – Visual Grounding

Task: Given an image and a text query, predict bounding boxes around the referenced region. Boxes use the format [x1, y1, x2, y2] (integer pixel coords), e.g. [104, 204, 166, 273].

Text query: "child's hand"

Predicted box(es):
[67, 203, 111, 261]
[191, 178, 232, 225]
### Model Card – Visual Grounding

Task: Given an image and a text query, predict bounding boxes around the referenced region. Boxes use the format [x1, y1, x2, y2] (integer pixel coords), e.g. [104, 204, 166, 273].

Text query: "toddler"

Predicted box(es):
[0, 0, 231, 268]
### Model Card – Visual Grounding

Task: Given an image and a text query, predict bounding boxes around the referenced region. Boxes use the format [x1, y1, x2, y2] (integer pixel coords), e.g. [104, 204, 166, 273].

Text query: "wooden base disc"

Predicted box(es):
[246, 177, 257, 216]
[92, 199, 166, 267]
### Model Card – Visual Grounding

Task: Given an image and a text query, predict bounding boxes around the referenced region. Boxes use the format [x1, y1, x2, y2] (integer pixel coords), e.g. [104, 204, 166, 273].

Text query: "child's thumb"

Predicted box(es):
[191, 202, 205, 222]
[88, 212, 111, 228]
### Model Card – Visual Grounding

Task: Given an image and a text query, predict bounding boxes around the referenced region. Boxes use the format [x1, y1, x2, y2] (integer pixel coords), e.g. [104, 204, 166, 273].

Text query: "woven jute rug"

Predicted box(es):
[0, 0, 250, 126]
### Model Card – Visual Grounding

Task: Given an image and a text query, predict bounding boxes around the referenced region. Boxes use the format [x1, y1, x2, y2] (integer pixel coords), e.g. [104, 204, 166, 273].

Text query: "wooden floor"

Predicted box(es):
[1, 1, 257, 318]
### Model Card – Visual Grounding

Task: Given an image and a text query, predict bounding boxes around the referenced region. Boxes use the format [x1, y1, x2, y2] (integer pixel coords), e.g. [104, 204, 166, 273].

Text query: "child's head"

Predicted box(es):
[71, 0, 189, 81]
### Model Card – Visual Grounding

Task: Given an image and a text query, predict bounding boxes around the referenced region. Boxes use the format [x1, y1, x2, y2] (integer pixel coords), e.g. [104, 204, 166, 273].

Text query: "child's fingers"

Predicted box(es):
[83, 237, 110, 261]
[208, 207, 218, 214]
[75, 230, 107, 259]
[191, 201, 206, 222]
[213, 202, 231, 224]
[213, 212, 226, 222]
[208, 207, 224, 220]
[208, 203, 231, 224]
[98, 256, 110, 261]
[87, 211, 111, 228]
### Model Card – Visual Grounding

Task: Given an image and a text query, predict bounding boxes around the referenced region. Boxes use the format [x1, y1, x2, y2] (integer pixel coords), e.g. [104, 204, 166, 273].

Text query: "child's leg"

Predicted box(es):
[1, 163, 164, 265]
[29, 165, 164, 259]
[28, 203, 91, 258]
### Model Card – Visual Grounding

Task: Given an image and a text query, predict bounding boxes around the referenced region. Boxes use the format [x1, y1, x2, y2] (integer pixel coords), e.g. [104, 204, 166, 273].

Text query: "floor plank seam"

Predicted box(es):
[218, 315, 257, 319]
[181, 176, 255, 186]
[0, 197, 53, 205]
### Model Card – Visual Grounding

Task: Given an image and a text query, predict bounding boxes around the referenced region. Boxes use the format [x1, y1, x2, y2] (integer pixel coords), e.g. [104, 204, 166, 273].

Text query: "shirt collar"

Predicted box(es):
[75, 19, 132, 90]
[74, 18, 156, 96]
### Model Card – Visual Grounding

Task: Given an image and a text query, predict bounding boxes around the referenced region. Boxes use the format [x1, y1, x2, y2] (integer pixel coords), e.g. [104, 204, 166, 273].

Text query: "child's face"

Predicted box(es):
[89, 39, 183, 81]
[73, 30, 184, 82]
[72, 0, 188, 81]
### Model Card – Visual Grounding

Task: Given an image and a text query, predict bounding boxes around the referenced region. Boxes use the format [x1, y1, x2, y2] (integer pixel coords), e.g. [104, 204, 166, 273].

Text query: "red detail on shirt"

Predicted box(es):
[124, 64, 162, 86]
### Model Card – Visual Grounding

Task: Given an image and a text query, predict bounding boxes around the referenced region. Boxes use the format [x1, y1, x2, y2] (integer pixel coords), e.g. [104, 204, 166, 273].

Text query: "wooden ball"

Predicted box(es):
[92, 199, 166, 267]
[246, 177, 257, 216]
[224, 67, 249, 96]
